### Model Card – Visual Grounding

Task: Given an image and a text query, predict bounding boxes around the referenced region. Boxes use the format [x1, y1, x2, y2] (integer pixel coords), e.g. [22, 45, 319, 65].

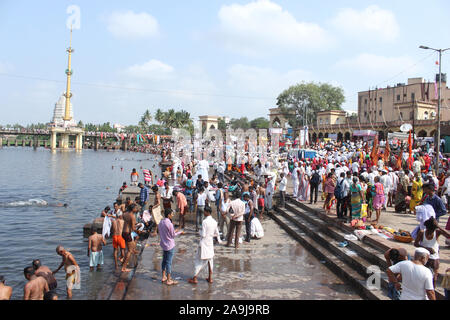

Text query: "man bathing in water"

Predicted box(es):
[32, 259, 57, 292]
[111, 214, 126, 269]
[23, 266, 49, 300]
[88, 227, 107, 271]
[53, 245, 79, 299]
[122, 203, 138, 272]
[0, 275, 12, 300]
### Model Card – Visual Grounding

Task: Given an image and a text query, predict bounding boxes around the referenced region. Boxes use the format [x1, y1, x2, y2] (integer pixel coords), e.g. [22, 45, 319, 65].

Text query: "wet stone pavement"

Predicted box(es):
[123, 217, 361, 300]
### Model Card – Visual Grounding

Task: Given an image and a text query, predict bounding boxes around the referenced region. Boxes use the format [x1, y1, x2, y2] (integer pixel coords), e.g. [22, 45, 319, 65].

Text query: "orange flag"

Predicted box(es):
[408, 131, 413, 169]
[371, 135, 379, 166]
[384, 140, 391, 163]
[397, 148, 403, 170]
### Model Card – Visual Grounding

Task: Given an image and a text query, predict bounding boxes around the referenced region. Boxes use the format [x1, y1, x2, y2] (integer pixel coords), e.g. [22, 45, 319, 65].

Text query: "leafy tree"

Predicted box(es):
[250, 117, 269, 129]
[218, 118, 227, 130]
[153, 108, 193, 134]
[229, 117, 250, 130]
[138, 109, 153, 132]
[84, 122, 116, 132]
[277, 82, 345, 127]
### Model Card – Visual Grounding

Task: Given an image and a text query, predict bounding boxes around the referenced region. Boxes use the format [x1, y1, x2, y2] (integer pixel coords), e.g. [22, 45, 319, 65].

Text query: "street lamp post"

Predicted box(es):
[419, 45, 450, 173]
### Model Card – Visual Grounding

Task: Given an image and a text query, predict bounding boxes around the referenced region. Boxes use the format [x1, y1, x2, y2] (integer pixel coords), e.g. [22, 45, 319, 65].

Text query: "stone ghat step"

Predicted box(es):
[286, 197, 447, 300]
[96, 238, 147, 300]
[276, 206, 391, 295]
[268, 210, 388, 300]
[285, 201, 389, 269]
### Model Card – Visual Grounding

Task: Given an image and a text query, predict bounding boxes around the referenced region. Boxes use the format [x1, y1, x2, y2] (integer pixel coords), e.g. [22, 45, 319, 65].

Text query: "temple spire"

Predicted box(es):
[63, 25, 73, 122]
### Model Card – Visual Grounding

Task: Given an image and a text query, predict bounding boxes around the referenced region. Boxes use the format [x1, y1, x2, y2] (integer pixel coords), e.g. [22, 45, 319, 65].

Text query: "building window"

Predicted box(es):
[379, 97, 383, 103]
[379, 110, 382, 116]
[410, 112, 414, 120]
[424, 111, 429, 120]
[365, 99, 368, 105]
[397, 95, 401, 101]
[411, 93, 415, 101]
[364, 111, 367, 116]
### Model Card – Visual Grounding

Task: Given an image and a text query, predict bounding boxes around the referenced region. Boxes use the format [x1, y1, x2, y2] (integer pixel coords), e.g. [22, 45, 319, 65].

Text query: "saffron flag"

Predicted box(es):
[370, 135, 379, 166]
[408, 131, 413, 169]
[397, 148, 403, 170]
[384, 140, 390, 163]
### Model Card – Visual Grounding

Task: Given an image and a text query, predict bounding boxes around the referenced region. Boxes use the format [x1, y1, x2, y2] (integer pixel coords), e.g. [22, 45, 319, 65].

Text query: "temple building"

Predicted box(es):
[50, 94, 75, 127]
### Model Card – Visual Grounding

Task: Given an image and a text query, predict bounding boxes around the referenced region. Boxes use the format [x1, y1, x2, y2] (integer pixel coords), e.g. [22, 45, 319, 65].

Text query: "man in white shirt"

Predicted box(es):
[278, 173, 287, 208]
[195, 188, 208, 232]
[188, 206, 221, 284]
[388, 169, 398, 207]
[226, 192, 245, 249]
[351, 161, 359, 174]
[387, 248, 436, 300]
[380, 170, 391, 210]
[368, 167, 379, 185]
[336, 172, 350, 220]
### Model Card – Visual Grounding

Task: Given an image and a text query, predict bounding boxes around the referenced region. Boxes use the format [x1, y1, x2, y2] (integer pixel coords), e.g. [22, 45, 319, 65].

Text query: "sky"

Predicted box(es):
[1, 0, 450, 126]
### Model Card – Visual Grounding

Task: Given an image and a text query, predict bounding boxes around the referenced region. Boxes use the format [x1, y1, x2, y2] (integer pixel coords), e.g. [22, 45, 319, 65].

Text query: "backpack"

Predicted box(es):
[310, 172, 320, 185]
[334, 179, 345, 200]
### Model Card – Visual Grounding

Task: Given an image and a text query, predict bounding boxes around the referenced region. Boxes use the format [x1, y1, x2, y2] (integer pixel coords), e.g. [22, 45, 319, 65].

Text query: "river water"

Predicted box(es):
[0, 147, 161, 300]
[0, 147, 360, 300]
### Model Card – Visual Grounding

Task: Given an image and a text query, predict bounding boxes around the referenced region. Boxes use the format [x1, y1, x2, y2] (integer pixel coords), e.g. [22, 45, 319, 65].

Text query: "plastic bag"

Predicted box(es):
[361, 204, 368, 218]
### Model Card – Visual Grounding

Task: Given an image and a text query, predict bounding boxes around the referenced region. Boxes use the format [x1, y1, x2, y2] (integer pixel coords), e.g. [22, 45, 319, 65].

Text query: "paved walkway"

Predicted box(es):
[122, 217, 361, 300]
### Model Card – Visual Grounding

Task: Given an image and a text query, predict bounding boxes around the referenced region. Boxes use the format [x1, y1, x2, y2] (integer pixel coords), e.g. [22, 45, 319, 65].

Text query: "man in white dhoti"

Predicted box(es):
[188, 206, 221, 284]
[193, 159, 209, 186]
[265, 175, 275, 211]
[292, 162, 299, 198]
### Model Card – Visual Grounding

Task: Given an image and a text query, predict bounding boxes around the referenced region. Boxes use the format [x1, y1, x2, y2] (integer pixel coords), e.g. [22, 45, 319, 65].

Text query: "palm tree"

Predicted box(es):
[155, 109, 165, 124]
[139, 109, 153, 132]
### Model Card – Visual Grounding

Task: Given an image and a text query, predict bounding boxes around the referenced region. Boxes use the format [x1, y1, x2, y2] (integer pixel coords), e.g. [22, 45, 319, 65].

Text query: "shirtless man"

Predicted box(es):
[88, 227, 107, 271]
[120, 197, 132, 213]
[32, 259, 57, 292]
[23, 266, 49, 300]
[122, 203, 138, 272]
[0, 275, 12, 300]
[53, 245, 79, 299]
[111, 215, 126, 269]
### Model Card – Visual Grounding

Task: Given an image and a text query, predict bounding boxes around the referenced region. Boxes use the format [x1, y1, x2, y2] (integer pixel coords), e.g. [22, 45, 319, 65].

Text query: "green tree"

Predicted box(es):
[153, 108, 193, 134]
[218, 118, 227, 131]
[250, 117, 270, 129]
[277, 82, 345, 127]
[138, 109, 153, 132]
[229, 117, 250, 130]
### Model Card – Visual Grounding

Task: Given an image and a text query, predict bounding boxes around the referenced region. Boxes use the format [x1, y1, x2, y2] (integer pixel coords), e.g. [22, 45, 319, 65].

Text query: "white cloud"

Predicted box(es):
[331, 5, 399, 42]
[227, 64, 312, 95]
[124, 59, 174, 79]
[106, 11, 159, 38]
[334, 53, 423, 78]
[216, 0, 333, 56]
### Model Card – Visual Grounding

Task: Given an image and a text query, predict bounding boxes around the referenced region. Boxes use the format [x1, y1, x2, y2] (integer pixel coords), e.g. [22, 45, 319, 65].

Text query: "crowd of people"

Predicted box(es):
[2, 135, 449, 300]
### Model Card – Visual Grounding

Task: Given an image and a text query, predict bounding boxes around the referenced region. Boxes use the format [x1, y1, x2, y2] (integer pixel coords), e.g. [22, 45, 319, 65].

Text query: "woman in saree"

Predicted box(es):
[323, 173, 336, 215]
[409, 172, 423, 214]
[297, 171, 310, 202]
[350, 177, 365, 220]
